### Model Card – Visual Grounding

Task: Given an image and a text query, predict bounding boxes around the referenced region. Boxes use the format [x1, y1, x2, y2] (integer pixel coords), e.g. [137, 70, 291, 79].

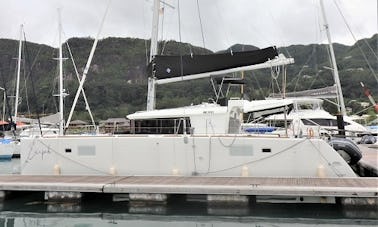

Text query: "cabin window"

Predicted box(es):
[267, 120, 292, 128]
[330, 119, 350, 126]
[302, 119, 351, 127]
[131, 117, 191, 134]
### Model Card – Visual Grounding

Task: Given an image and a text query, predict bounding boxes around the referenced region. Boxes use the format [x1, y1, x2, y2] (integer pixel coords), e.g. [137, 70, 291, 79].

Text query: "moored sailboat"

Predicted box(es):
[20, 0, 358, 179]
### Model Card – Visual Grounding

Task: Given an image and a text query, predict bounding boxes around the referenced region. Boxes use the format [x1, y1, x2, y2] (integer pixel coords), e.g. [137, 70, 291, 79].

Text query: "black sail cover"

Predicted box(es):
[150, 46, 278, 79]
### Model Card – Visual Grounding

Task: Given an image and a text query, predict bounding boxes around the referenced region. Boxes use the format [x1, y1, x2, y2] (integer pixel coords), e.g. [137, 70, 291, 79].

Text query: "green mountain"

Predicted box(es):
[0, 35, 377, 121]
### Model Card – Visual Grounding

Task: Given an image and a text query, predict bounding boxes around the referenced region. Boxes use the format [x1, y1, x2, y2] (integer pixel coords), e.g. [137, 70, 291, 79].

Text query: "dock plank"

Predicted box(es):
[358, 144, 378, 167]
[0, 175, 376, 198]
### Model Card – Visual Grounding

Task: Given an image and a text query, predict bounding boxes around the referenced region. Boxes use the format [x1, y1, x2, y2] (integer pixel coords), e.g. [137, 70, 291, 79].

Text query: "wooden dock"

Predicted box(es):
[356, 144, 378, 176]
[0, 175, 376, 198]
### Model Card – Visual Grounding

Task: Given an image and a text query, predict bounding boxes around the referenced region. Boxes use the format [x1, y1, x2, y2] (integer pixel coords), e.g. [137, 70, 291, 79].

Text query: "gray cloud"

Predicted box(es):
[0, 0, 376, 51]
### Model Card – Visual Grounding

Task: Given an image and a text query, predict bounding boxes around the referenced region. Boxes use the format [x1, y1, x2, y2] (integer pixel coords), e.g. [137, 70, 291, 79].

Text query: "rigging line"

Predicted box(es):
[308, 70, 327, 89]
[251, 71, 264, 99]
[21, 32, 47, 116]
[177, 0, 184, 76]
[271, 66, 282, 95]
[21, 34, 31, 117]
[196, 0, 206, 49]
[323, 42, 338, 90]
[51, 63, 59, 113]
[334, 0, 378, 61]
[214, 1, 231, 52]
[291, 47, 316, 92]
[23, 35, 45, 135]
[177, 0, 182, 44]
[11, 57, 17, 113]
[333, 0, 378, 84]
[141, 0, 149, 65]
[160, 40, 169, 55]
[267, 11, 292, 58]
[160, 6, 165, 44]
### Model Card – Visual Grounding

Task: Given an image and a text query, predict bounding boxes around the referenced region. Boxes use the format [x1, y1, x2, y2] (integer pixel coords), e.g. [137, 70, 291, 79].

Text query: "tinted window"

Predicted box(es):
[302, 119, 331, 126]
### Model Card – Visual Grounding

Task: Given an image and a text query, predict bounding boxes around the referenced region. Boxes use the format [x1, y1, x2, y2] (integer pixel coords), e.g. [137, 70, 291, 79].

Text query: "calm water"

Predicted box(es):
[0, 159, 377, 227]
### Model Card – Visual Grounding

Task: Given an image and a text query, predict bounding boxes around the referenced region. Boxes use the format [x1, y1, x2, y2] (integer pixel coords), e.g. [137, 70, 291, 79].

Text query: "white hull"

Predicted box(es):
[21, 134, 356, 177]
[0, 141, 17, 159]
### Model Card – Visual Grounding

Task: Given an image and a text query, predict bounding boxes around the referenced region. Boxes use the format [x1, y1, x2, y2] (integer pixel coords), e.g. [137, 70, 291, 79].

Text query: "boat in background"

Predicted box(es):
[263, 98, 367, 139]
[0, 138, 15, 159]
[0, 25, 24, 159]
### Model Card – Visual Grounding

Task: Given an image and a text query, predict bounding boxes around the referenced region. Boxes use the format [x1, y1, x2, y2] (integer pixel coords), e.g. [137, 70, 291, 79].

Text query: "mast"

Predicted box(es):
[14, 25, 23, 124]
[146, 0, 160, 111]
[319, 0, 346, 116]
[58, 9, 64, 135]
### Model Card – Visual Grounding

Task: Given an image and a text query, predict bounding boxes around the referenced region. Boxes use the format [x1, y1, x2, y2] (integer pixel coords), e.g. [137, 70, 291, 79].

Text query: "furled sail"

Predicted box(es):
[150, 46, 278, 79]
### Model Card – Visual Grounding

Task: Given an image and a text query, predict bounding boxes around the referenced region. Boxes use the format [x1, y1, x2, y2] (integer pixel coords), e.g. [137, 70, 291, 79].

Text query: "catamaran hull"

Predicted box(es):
[20, 135, 356, 177]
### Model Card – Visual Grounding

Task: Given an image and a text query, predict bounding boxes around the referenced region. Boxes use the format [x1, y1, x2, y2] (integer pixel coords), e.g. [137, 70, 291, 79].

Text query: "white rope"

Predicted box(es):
[209, 120, 238, 147]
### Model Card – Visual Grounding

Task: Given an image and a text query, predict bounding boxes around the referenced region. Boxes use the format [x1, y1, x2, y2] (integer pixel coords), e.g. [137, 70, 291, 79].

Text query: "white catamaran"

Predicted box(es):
[20, 0, 358, 178]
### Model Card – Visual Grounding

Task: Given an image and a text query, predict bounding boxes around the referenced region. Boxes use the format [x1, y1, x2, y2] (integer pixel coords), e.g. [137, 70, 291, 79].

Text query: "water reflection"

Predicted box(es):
[0, 192, 377, 227]
[0, 212, 377, 227]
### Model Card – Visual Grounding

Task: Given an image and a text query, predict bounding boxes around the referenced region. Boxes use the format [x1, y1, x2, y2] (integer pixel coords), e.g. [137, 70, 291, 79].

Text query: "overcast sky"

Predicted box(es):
[0, 0, 376, 51]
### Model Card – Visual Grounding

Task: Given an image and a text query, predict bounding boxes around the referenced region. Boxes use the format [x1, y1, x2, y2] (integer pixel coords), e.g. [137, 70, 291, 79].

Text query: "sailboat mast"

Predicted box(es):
[146, 0, 160, 111]
[58, 9, 64, 135]
[14, 24, 23, 124]
[319, 0, 346, 116]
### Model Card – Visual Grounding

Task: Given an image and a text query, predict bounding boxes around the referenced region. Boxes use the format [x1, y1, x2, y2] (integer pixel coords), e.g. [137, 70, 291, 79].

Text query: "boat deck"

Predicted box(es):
[0, 175, 376, 198]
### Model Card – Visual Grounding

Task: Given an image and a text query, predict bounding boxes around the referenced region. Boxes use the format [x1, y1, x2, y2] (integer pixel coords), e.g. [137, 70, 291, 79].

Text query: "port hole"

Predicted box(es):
[262, 148, 271, 153]
[65, 148, 72, 153]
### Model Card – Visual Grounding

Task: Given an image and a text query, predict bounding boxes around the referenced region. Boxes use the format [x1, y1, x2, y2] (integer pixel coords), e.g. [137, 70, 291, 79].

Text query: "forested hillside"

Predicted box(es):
[0, 34, 377, 121]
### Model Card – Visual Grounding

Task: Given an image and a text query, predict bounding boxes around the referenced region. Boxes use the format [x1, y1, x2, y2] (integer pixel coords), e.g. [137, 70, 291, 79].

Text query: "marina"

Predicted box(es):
[0, 0, 377, 226]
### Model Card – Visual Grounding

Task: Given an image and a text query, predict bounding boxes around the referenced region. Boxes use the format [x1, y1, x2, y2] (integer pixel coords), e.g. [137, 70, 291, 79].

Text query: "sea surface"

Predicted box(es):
[0, 158, 377, 227]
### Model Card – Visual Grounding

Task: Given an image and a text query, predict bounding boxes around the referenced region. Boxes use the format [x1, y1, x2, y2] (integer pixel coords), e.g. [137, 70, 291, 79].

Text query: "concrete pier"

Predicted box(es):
[129, 193, 168, 204]
[207, 194, 249, 205]
[44, 191, 82, 202]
